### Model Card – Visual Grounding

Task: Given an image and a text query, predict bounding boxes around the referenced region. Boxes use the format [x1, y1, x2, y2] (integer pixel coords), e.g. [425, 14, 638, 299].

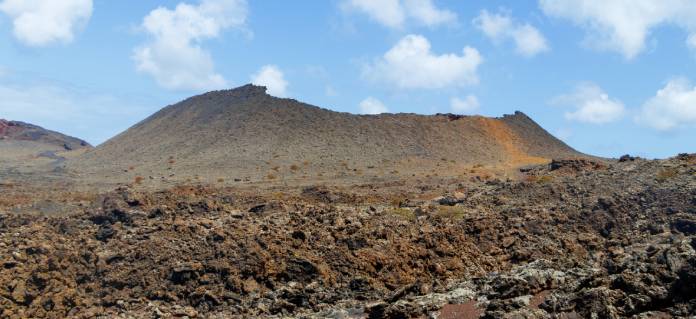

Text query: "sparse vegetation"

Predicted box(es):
[524, 175, 554, 184]
[436, 206, 467, 219]
[656, 167, 679, 182]
[387, 208, 415, 221]
[389, 195, 408, 207]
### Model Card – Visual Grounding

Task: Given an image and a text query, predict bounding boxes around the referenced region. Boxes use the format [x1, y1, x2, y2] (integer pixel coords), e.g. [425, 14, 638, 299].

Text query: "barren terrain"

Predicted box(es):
[1, 154, 695, 318]
[0, 86, 694, 318]
[71, 85, 581, 189]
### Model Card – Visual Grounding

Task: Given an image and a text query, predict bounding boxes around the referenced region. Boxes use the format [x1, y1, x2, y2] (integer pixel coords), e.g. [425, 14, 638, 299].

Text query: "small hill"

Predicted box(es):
[0, 119, 91, 151]
[0, 120, 92, 184]
[74, 84, 583, 185]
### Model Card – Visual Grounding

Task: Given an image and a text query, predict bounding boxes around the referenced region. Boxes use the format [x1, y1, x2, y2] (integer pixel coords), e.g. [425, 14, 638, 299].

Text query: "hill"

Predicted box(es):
[0, 119, 92, 185]
[0, 119, 91, 151]
[73, 84, 583, 185]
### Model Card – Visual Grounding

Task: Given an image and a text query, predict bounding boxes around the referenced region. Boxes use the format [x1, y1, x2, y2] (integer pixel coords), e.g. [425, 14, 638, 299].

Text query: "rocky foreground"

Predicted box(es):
[0, 154, 694, 318]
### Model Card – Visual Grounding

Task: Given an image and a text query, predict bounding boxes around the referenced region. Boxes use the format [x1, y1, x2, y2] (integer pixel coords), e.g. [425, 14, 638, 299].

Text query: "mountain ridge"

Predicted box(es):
[73, 84, 585, 185]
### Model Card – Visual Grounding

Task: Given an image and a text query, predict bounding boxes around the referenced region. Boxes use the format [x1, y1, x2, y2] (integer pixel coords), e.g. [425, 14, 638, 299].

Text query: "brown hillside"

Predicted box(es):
[73, 84, 582, 185]
[0, 119, 91, 151]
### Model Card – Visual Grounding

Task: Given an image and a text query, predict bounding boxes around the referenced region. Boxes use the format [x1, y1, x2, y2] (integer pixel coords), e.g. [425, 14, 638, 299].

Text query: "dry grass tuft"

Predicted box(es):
[656, 167, 679, 182]
[387, 208, 415, 221]
[436, 206, 467, 219]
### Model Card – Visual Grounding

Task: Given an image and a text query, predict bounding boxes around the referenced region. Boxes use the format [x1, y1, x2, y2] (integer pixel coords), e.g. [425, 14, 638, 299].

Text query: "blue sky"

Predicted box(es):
[1, 0, 695, 158]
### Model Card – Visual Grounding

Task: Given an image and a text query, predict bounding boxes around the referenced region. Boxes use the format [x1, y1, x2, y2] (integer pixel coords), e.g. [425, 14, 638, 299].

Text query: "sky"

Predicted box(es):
[0, 0, 695, 158]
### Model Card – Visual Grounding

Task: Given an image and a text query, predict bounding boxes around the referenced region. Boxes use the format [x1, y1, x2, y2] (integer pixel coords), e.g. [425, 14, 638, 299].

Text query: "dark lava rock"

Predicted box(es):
[95, 224, 116, 242]
[672, 219, 696, 235]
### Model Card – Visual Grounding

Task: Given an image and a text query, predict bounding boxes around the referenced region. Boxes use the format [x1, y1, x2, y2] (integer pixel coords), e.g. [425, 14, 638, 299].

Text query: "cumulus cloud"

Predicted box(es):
[450, 95, 480, 114]
[359, 97, 389, 114]
[473, 10, 549, 57]
[0, 0, 93, 47]
[539, 0, 696, 59]
[363, 34, 483, 89]
[552, 83, 626, 124]
[251, 65, 288, 97]
[133, 0, 248, 91]
[341, 0, 456, 29]
[637, 78, 696, 131]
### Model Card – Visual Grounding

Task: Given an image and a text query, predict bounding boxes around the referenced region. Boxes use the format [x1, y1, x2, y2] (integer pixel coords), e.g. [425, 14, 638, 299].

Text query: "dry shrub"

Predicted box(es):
[134, 176, 144, 184]
[266, 173, 277, 180]
[437, 206, 467, 219]
[290, 164, 300, 171]
[656, 167, 679, 182]
[389, 195, 408, 207]
[217, 178, 225, 183]
[271, 166, 280, 172]
[524, 175, 553, 184]
[387, 208, 415, 221]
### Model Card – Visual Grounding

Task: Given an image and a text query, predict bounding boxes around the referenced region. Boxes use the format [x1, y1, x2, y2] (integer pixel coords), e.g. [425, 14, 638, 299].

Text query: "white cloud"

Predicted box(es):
[0, 0, 93, 47]
[637, 78, 696, 131]
[342, 0, 404, 29]
[473, 9, 512, 41]
[402, 0, 457, 27]
[133, 0, 248, 91]
[363, 34, 483, 89]
[0, 82, 152, 145]
[539, 0, 696, 59]
[341, 0, 456, 29]
[688, 33, 696, 50]
[250, 65, 288, 97]
[450, 95, 479, 114]
[511, 25, 549, 57]
[473, 10, 549, 57]
[552, 83, 626, 124]
[359, 97, 389, 114]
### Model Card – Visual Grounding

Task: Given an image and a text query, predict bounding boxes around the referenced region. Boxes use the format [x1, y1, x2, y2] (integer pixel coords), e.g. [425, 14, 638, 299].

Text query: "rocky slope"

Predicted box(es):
[0, 120, 92, 187]
[1, 153, 693, 318]
[73, 84, 582, 186]
[0, 119, 91, 151]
